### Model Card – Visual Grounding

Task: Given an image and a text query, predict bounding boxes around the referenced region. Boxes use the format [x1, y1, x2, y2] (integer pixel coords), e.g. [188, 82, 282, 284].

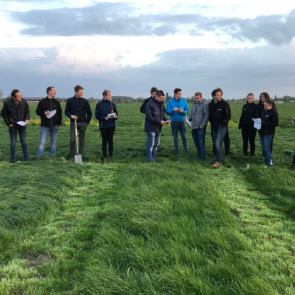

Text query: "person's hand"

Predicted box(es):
[199, 126, 203, 129]
[25, 120, 29, 124]
[9, 124, 13, 127]
[166, 120, 171, 124]
[113, 115, 118, 119]
[177, 108, 183, 113]
[71, 115, 78, 120]
[173, 107, 179, 112]
[161, 120, 166, 125]
[45, 112, 50, 116]
[105, 117, 109, 120]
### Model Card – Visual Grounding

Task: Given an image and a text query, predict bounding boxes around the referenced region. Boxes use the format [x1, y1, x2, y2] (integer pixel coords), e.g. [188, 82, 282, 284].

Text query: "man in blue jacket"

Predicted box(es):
[166, 88, 189, 154]
[65, 85, 92, 160]
[144, 90, 170, 162]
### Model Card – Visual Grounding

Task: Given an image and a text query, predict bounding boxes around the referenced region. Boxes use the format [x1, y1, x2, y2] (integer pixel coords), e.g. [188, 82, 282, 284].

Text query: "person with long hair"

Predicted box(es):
[259, 99, 278, 167]
[257, 92, 277, 164]
[95, 90, 118, 163]
[238, 93, 259, 156]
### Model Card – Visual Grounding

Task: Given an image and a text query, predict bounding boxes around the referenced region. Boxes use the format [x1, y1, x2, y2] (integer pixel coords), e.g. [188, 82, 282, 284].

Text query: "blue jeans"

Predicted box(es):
[170, 121, 188, 153]
[259, 134, 273, 166]
[37, 125, 59, 159]
[212, 127, 227, 163]
[8, 125, 29, 162]
[191, 127, 206, 160]
[146, 132, 160, 162]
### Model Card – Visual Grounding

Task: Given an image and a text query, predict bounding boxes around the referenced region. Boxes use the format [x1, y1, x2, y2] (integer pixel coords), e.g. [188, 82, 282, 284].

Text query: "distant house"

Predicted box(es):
[24, 96, 43, 102]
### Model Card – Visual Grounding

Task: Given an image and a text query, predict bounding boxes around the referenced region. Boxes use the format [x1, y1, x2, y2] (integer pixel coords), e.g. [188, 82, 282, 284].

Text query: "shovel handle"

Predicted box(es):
[74, 119, 79, 155]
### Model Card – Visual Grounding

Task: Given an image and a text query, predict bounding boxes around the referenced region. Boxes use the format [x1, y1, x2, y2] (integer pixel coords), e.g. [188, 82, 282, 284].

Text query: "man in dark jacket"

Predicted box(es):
[208, 87, 231, 167]
[144, 90, 170, 162]
[36, 86, 62, 160]
[1, 89, 30, 163]
[65, 85, 92, 160]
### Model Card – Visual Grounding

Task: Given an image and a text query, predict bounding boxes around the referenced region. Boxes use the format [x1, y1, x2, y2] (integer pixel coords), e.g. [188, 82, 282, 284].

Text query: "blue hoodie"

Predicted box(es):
[166, 97, 189, 121]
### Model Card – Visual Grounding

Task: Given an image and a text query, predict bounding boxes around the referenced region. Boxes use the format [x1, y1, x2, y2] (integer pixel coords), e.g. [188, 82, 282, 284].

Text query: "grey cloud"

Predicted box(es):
[7, 2, 295, 45]
[0, 45, 295, 98]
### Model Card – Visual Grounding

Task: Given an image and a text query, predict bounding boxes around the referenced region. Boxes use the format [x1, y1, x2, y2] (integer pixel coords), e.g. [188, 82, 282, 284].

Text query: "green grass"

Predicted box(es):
[0, 101, 295, 294]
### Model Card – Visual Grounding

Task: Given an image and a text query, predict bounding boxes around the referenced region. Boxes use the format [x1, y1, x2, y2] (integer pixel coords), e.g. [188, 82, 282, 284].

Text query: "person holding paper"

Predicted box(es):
[208, 87, 231, 168]
[65, 85, 92, 160]
[144, 90, 170, 162]
[188, 92, 209, 161]
[1, 89, 30, 163]
[238, 93, 259, 156]
[36, 86, 62, 160]
[166, 88, 189, 154]
[95, 90, 118, 163]
[259, 99, 278, 167]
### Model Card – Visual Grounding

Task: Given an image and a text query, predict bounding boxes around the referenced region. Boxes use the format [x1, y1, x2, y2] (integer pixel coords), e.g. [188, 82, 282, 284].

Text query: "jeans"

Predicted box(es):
[68, 122, 87, 157]
[212, 127, 227, 163]
[146, 132, 161, 162]
[211, 128, 230, 155]
[9, 125, 29, 162]
[241, 126, 257, 156]
[170, 121, 188, 153]
[100, 127, 115, 158]
[37, 125, 59, 159]
[259, 134, 273, 165]
[191, 127, 206, 160]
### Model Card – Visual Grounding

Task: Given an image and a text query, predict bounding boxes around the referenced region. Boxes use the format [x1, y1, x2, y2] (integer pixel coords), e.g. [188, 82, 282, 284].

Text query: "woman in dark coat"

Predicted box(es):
[259, 99, 278, 167]
[238, 93, 259, 156]
[95, 90, 118, 163]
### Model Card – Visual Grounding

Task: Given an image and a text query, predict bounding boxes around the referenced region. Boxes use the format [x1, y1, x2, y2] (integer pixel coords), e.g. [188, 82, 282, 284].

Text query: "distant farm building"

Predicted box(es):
[24, 97, 43, 102]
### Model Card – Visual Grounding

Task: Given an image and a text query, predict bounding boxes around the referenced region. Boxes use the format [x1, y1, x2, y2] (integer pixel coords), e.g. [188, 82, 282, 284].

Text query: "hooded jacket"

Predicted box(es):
[238, 102, 259, 129]
[65, 96, 92, 124]
[36, 97, 62, 127]
[166, 97, 189, 121]
[208, 98, 231, 130]
[1, 98, 30, 126]
[144, 97, 168, 133]
[188, 99, 209, 129]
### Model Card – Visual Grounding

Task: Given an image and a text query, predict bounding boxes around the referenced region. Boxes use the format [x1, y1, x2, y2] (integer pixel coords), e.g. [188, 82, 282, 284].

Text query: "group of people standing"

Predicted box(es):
[0, 85, 117, 163]
[142, 87, 292, 169]
[0, 85, 294, 169]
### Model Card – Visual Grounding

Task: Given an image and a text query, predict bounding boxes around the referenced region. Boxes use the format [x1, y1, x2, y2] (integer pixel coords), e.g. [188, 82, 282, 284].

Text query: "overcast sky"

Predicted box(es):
[0, 0, 295, 99]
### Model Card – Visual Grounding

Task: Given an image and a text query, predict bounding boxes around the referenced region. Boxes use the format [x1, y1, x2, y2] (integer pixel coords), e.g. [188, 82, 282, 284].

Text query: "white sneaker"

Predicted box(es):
[270, 160, 273, 165]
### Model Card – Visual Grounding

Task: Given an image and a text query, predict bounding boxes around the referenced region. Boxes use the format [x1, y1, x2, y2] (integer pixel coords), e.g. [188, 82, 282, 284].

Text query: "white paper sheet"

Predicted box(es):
[252, 118, 261, 130]
[107, 112, 117, 118]
[46, 109, 56, 118]
[17, 121, 28, 126]
[186, 116, 192, 127]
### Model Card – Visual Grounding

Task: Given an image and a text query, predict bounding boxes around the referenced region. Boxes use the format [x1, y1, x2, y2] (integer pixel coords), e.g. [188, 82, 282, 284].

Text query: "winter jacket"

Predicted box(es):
[36, 97, 62, 127]
[140, 96, 166, 114]
[95, 99, 118, 129]
[1, 98, 30, 126]
[188, 99, 209, 129]
[208, 99, 231, 130]
[166, 97, 189, 121]
[65, 96, 92, 124]
[259, 108, 278, 136]
[144, 97, 168, 133]
[238, 102, 259, 129]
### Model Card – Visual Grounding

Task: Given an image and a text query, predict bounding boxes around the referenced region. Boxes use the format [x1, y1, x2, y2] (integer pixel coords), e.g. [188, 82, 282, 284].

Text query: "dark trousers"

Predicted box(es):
[68, 122, 87, 157]
[292, 152, 295, 164]
[271, 133, 274, 153]
[211, 128, 230, 155]
[241, 126, 257, 156]
[9, 125, 29, 162]
[100, 127, 115, 158]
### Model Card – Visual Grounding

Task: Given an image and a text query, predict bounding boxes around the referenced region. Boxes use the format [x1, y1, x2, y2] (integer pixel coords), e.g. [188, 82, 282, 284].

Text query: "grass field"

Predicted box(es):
[0, 101, 295, 294]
